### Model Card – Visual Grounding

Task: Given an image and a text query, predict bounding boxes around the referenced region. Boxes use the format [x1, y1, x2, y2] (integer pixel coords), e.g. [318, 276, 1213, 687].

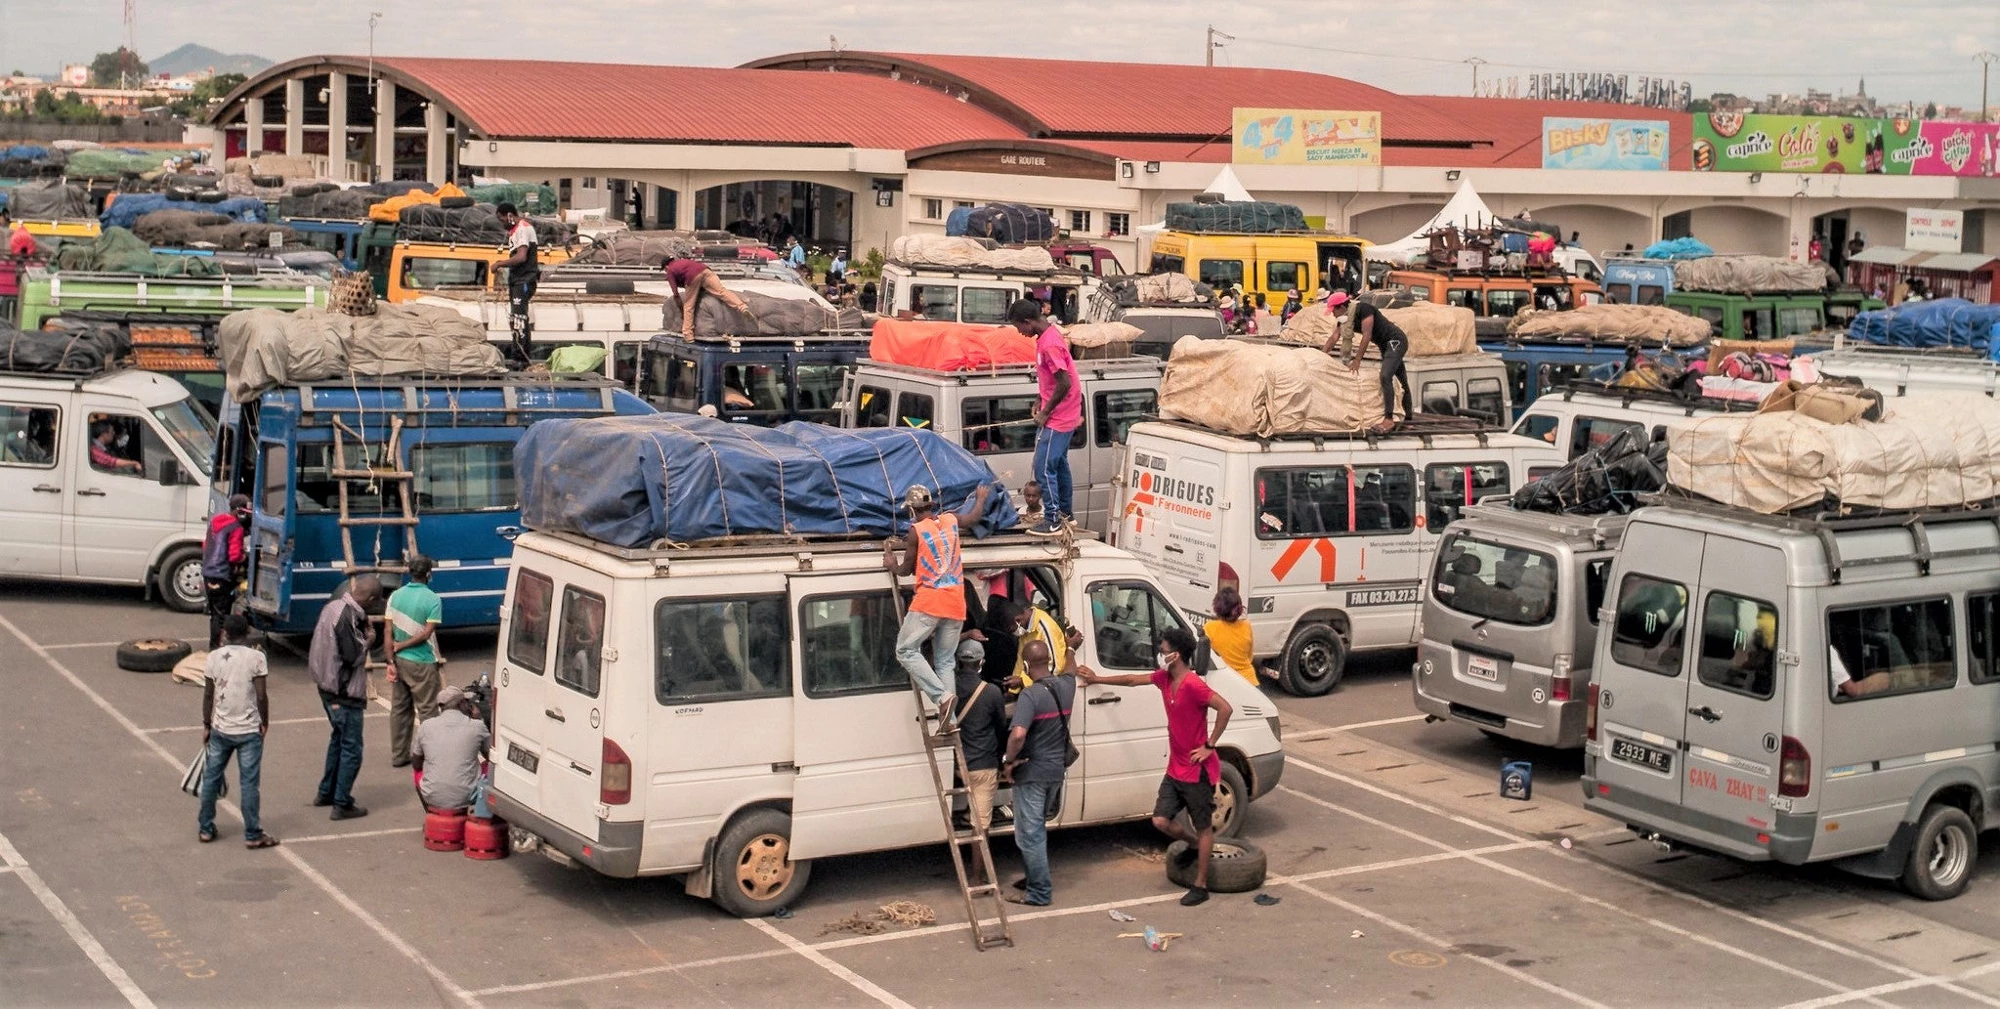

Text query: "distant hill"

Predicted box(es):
[149, 43, 272, 77]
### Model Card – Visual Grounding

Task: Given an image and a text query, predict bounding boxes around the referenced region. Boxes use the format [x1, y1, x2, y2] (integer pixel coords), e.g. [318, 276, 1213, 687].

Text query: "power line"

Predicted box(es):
[1236, 37, 1971, 79]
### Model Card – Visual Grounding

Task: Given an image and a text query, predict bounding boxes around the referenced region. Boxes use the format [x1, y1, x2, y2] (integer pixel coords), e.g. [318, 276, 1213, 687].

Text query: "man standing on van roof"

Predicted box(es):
[310, 575, 380, 820]
[386, 555, 444, 769]
[1002, 638, 1076, 906]
[886, 482, 993, 719]
[1011, 299, 1081, 535]
[495, 203, 538, 366]
[664, 257, 752, 341]
[200, 494, 251, 650]
[1324, 291, 1413, 431]
[1079, 626, 1233, 906]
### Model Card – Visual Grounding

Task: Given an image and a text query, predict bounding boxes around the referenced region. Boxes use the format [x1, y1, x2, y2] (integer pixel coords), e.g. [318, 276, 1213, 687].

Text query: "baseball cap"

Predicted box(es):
[904, 485, 935, 511]
[437, 685, 467, 707]
[956, 639, 985, 661]
[1324, 291, 1351, 311]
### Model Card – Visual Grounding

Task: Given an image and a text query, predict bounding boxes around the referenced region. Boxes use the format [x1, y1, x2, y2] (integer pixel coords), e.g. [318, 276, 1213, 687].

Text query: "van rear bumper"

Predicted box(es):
[1582, 772, 1815, 864]
[489, 790, 644, 878]
[1411, 676, 1585, 749]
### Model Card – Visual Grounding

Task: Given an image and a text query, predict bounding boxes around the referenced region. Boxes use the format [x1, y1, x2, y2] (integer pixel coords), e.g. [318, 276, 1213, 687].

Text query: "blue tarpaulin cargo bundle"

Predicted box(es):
[101, 194, 267, 230]
[1846, 299, 2000, 357]
[1642, 237, 1714, 260]
[516, 415, 1020, 548]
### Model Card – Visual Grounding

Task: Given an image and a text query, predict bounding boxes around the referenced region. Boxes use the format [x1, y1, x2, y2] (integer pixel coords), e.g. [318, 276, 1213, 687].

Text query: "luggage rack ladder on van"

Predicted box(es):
[1646, 493, 2000, 583]
[330, 416, 419, 679]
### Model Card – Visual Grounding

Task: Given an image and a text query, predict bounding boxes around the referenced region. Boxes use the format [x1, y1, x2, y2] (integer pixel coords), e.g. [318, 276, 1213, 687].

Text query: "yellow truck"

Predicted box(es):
[1145, 231, 1370, 306]
[371, 240, 575, 304]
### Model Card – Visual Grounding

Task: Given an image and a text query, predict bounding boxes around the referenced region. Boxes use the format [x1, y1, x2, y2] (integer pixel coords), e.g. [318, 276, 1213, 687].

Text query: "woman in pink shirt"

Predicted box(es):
[1010, 299, 1080, 534]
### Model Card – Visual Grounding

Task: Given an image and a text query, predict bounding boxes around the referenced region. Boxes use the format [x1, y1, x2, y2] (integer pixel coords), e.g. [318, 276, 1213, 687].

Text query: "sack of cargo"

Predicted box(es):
[278, 188, 381, 220]
[868, 319, 1032, 371]
[1384, 302, 1478, 356]
[1665, 393, 2000, 514]
[1672, 255, 1825, 294]
[944, 206, 975, 237]
[1755, 380, 1880, 425]
[962, 203, 1055, 244]
[54, 227, 221, 276]
[102, 194, 265, 231]
[1163, 200, 1307, 234]
[0, 324, 130, 373]
[1846, 299, 2000, 353]
[1099, 274, 1215, 307]
[515, 415, 1021, 547]
[673, 288, 866, 339]
[465, 182, 560, 215]
[546, 345, 607, 374]
[1277, 302, 1343, 348]
[889, 235, 1055, 272]
[570, 230, 701, 267]
[1507, 304, 1711, 348]
[1159, 337, 1382, 436]
[5, 180, 93, 220]
[1066, 321, 1142, 360]
[1511, 425, 1665, 515]
[217, 304, 505, 404]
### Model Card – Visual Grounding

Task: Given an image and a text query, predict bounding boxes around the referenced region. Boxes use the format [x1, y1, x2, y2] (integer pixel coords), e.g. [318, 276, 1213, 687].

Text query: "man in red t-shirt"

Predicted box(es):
[884, 483, 992, 721]
[1010, 299, 1081, 534]
[1079, 626, 1233, 905]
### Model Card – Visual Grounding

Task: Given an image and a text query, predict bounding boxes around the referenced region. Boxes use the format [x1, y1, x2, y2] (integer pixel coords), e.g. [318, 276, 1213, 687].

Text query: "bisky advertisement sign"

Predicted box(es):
[1692, 113, 2000, 176]
[1540, 117, 1670, 170]
[1233, 108, 1382, 166]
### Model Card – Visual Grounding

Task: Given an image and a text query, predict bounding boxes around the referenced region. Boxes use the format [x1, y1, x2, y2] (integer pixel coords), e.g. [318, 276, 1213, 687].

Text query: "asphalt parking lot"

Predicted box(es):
[6, 583, 2000, 1008]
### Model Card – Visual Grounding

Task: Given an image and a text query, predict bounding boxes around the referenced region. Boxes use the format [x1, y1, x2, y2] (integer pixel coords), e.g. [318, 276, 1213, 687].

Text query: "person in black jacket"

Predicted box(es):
[1323, 291, 1412, 430]
[952, 640, 1009, 882]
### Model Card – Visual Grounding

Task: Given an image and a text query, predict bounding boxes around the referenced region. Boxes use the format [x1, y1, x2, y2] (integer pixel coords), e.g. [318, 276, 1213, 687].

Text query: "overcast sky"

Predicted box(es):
[5, 0, 1994, 110]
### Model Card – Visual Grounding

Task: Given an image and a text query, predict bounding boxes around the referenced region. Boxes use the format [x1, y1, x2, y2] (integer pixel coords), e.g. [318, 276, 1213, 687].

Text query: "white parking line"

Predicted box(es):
[0, 611, 482, 1009]
[1781, 958, 2000, 1009]
[1290, 713, 1430, 740]
[285, 827, 422, 844]
[42, 640, 137, 650]
[470, 948, 795, 998]
[0, 829, 154, 1009]
[743, 918, 914, 1009]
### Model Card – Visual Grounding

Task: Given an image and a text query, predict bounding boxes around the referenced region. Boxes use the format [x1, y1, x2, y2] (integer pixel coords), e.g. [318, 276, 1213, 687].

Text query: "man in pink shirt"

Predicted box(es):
[1010, 299, 1080, 534]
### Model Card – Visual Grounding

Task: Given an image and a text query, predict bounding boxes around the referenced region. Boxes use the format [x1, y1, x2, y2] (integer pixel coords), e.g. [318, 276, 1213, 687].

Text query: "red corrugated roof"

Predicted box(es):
[872, 52, 1482, 145]
[376, 57, 1029, 148]
[1410, 97, 1695, 170]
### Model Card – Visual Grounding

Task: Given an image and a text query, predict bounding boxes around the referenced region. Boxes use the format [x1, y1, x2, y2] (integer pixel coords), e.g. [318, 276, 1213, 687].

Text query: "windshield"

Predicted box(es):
[1431, 533, 1558, 627]
[152, 398, 216, 477]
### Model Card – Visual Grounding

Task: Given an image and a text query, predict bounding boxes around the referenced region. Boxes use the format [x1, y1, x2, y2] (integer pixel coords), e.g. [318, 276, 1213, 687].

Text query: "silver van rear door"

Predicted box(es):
[1680, 543, 1787, 838]
[1594, 524, 1704, 810]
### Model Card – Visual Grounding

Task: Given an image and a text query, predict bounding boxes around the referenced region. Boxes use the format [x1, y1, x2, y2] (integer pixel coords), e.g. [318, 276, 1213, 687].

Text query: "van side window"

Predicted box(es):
[0, 404, 57, 467]
[960, 288, 1013, 325]
[84, 413, 154, 478]
[1696, 592, 1780, 699]
[856, 384, 893, 427]
[1515, 414, 1559, 445]
[1605, 282, 1633, 303]
[295, 442, 384, 513]
[1486, 290, 1528, 317]
[259, 442, 288, 518]
[1266, 262, 1306, 292]
[800, 591, 903, 696]
[1444, 288, 1476, 310]
[1419, 380, 1459, 410]
[1197, 260, 1243, 289]
[1423, 462, 1509, 532]
[1969, 593, 2000, 684]
[721, 363, 786, 418]
[795, 363, 848, 421]
[1639, 285, 1665, 306]
[403, 256, 483, 290]
[646, 355, 697, 412]
[1570, 417, 1642, 461]
[912, 285, 957, 321]
[508, 570, 555, 674]
[1093, 390, 1156, 447]
[1431, 535, 1557, 626]
[898, 391, 935, 430]
[962, 396, 1037, 453]
[1254, 465, 1416, 538]
[1505, 360, 1529, 406]
[1778, 306, 1820, 337]
[1584, 559, 1612, 625]
[655, 596, 789, 702]
[1828, 599, 1956, 701]
[1611, 574, 1689, 677]
[411, 442, 515, 512]
[1087, 582, 1190, 670]
[1465, 377, 1505, 424]
[555, 586, 607, 698]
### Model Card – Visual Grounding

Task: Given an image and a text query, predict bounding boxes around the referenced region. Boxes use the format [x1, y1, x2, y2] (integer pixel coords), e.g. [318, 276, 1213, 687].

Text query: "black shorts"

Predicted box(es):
[1153, 771, 1215, 827]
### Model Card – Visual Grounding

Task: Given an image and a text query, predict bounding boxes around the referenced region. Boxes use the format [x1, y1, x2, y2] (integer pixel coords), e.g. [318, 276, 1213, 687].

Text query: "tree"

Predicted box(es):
[88, 48, 147, 87]
[165, 72, 247, 118]
[1686, 97, 1714, 113]
[1923, 101, 1938, 120]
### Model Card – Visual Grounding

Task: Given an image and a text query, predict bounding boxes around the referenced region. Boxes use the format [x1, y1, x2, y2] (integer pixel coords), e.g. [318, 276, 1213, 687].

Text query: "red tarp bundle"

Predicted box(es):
[868, 319, 1035, 371]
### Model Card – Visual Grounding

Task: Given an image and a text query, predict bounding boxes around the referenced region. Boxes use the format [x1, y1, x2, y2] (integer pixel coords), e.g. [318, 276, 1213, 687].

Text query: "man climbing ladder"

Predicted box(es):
[884, 483, 992, 719]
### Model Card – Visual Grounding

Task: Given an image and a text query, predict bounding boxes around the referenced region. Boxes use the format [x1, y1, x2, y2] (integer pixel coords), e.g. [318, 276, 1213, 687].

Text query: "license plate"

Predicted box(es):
[1466, 655, 1500, 682]
[507, 742, 540, 774]
[1611, 737, 1673, 774]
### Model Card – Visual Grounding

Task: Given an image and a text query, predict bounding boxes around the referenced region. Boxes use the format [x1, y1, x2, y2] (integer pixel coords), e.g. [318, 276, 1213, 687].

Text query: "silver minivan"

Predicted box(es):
[1584, 499, 2000, 899]
[1413, 504, 1626, 748]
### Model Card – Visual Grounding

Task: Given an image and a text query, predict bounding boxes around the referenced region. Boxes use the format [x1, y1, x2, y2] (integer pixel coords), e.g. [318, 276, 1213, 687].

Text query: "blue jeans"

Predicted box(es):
[1013, 780, 1060, 905]
[316, 698, 365, 808]
[199, 732, 263, 839]
[894, 610, 960, 707]
[1033, 426, 1075, 525]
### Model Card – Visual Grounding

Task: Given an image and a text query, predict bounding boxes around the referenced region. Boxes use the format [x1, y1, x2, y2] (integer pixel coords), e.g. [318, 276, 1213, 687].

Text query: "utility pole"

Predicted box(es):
[368, 11, 383, 92]
[1978, 51, 1997, 123]
[121, 0, 136, 89]
[1463, 57, 1488, 97]
[1206, 25, 1234, 68]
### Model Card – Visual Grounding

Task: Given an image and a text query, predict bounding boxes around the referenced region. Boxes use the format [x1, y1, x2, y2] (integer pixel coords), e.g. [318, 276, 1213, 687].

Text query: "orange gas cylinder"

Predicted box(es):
[424, 808, 468, 851]
[464, 816, 508, 860]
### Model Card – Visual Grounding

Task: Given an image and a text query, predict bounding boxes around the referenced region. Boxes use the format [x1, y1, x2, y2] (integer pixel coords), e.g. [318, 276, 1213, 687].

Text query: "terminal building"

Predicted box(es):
[205, 51, 2000, 270]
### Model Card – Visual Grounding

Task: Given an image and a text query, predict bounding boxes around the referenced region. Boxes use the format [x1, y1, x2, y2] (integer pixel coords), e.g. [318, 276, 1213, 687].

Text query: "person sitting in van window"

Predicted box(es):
[88, 421, 141, 474]
[664, 257, 752, 341]
[1077, 627, 1233, 907]
[1323, 292, 1413, 431]
[1204, 587, 1258, 686]
[885, 483, 994, 720]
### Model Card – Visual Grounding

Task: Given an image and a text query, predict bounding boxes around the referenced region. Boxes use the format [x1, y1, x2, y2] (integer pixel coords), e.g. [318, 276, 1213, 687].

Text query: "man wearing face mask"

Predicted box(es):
[200, 495, 253, 650]
[1077, 627, 1233, 906]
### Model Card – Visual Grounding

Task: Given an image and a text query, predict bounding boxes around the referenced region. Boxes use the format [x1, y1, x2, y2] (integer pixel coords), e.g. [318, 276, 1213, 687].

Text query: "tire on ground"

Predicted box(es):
[1279, 622, 1347, 697]
[1901, 803, 1977, 900]
[709, 807, 813, 917]
[1165, 837, 1267, 893]
[118, 638, 192, 673]
[156, 546, 206, 613]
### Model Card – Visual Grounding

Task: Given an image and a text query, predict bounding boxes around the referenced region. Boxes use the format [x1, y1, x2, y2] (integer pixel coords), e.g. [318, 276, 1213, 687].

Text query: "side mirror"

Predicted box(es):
[158, 458, 183, 487]
[1192, 633, 1214, 676]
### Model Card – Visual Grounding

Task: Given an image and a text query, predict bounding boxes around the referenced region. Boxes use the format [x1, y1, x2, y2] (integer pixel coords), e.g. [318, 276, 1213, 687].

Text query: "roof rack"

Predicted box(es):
[1644, 491, 2000, 583]
[1458, 501, 1633, 547]
[283, 372, 624, 426]
[1155, 412, 1506, 450]
[887, 261, 1088, 281]
[856, 356, 1164, 384]
[644, 330, 871, 351]
[1555, 381, 1758, 414]
[540, 527, 1089, 568]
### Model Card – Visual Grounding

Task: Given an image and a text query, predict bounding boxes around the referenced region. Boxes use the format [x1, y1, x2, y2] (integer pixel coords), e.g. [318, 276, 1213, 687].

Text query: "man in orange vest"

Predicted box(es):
[885, 483, 993, 723]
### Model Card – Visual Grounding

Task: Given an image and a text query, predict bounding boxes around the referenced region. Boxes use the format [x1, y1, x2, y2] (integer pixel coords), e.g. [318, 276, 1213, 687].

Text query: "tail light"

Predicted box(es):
[1550, 654, 1574, 702]
[1779, 735, 1811, 797]
[1585, 683, 1600, 742]
[601, 737, 633, 805]
[1218, 562, 1240, 592]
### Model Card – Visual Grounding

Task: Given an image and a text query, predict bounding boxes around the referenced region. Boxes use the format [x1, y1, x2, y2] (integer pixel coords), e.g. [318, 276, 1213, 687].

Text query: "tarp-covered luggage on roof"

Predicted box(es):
[1507, 303, 1712, 347]
[1098, 274, 1215, 306]
[1278, 301, 1477, 357]
[961, 203, 1056, 244]
[217, 304, 506, 404]
[515, 415, 1020, 547]
[1845, 299, 2000, 355]
[101, 193, 266, 230]
[570, 230, 701, 266]
[1163, 200, 1307, 234]
[54, 227, 221, 276]
[5, 180, 93, 220]
[1159, 336, 1383, 436]
[890, 235, 1056, 272]
[673, 289, 867, 339]
[1672, 255, 1826, 294]
[368, 182, 467, 222]
[868, 319, 1033, 371]
[0, 324, 131, 374]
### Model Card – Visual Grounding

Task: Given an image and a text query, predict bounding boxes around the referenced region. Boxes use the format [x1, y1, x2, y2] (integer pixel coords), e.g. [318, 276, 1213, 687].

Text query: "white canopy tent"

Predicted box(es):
[1362, 179, 1500, 264]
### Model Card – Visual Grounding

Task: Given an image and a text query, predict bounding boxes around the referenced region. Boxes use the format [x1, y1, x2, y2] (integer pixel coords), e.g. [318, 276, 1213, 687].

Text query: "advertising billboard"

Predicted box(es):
[1541, 117, 1670, 170]
[1232, 108, 1382, 166]
[1692, 113, 2000, 176]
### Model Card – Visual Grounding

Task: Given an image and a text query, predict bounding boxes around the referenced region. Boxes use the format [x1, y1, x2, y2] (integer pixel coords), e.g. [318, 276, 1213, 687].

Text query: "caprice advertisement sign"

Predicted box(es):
[1692, 112, 2000, 176]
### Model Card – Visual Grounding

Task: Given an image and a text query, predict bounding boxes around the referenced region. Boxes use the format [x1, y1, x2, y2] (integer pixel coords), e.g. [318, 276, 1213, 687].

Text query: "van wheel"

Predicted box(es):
[1280, 624, 1347, 697]
[157, 547, 206, 613]
[710, 808, 813, 918]
[1902, 804, 1978, 901]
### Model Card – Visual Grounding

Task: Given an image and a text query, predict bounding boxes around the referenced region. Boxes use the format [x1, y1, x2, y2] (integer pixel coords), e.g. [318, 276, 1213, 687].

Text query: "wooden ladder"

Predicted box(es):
[891, 575, 1014, 952]
[331, 417, 419, 676]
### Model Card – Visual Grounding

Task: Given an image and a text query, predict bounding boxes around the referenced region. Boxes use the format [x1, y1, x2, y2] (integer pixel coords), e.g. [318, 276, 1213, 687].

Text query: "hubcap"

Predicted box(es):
[1300, 642, 1333, 680]
[173, 560, 206, 605]
[734, 832, 794, 900]
[1928, 825, 1970, 887]
[1211, 779, 1238, 833]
